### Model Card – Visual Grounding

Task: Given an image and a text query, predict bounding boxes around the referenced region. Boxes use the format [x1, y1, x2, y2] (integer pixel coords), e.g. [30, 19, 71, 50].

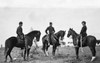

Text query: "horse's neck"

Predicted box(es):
[55, 33, 60, 39]
[25, 35, 35, 41]
[30, 36, 35, 41]
[72, 31, 78, 39]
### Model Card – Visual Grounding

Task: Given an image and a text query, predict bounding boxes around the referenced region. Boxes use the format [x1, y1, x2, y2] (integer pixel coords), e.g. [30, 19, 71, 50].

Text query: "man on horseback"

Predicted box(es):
[45, 22, 56, 45]
[80, 21, 87, 45]
[16, 21, 24, 43]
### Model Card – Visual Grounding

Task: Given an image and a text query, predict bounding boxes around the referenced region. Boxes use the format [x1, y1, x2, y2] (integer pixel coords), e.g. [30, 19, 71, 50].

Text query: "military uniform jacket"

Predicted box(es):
[80, 26, 87, 37]
[45, 26, 55, 34]
[16, 26, 24, 36]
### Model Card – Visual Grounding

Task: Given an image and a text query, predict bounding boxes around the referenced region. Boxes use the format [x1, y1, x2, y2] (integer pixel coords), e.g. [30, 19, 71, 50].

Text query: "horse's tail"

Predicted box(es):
[4, 40, 7, 56]
[4, 39, 10, 56]
[96, 40, 100, 44]
[4, 37, 17, 56]
[42, 36, 45, 50]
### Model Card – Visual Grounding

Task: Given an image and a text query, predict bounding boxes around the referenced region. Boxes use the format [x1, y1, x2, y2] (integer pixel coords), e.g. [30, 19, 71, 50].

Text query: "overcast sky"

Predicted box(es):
[0, 0, 100, 46]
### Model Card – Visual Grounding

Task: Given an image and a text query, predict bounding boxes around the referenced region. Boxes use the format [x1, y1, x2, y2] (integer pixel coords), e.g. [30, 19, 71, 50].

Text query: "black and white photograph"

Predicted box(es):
[0, 0, 100, 63]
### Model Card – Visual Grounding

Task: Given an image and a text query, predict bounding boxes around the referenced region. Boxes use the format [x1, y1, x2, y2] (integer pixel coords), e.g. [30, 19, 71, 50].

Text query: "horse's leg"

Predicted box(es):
[4, 48, 9, 62]
[42, 41, 48, 56]
[20, 48, 24, 57]
[9, 54, 13, 62]
[4, 54, 8, 62]
[89, 46, 96, 61]
[57, 46, 60, 55]
[26, 48, 30, 61]
[45, 44, 50, 56]
[42, 43, 45, 54]
[23, 48, 26, 61]
[25, 39, 29, 61]
[34, 40, 39, 48]
[75, 47, 79, 59]
[4, 47, 13, 62]
[4, 53, 8, 62]
[8, 47, 13, 62]
[52, 45, 57, 56]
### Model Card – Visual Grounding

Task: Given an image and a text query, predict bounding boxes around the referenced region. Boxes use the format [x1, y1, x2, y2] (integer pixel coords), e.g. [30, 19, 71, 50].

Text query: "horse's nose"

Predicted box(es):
[37, 39, 39, 41]
[37, 38, 40, 41]
[67, 34, 70, 37]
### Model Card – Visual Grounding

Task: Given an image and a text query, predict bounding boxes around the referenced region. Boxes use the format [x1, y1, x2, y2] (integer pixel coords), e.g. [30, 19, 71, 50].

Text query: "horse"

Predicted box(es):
[42, 30, 66, 56]
[4, 30, 41, 62]
[67, 28, 97, 61]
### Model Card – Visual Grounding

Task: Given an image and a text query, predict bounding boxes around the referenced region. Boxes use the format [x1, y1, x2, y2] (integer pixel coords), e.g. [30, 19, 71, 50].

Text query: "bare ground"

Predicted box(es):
[0, 46, 100, 63]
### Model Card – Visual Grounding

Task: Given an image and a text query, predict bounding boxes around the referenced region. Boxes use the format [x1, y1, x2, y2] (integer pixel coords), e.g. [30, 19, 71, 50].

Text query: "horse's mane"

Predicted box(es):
[70, 29, 78, 35]
[55, 30, 64, 36]
[26, 30, 40, 36]
[55, 30, 63, 34]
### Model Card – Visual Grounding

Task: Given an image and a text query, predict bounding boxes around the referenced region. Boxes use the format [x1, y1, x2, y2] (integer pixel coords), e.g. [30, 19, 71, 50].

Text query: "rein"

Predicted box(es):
[71, 29, 84, 52]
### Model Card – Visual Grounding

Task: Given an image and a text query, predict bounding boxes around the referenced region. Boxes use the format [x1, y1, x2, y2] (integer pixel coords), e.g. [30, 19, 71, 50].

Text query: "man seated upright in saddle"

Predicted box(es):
[80, 21, 87, 44]
[45, 22, 56, 45]
[16, 21, 24, 43]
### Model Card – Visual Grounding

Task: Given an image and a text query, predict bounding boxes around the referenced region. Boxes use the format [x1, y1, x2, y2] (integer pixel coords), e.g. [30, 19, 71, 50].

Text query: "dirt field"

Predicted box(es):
[0, 46, 100, 63]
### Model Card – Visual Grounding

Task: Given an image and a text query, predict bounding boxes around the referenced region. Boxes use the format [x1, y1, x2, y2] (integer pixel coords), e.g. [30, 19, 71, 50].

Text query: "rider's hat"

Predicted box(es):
[50, 22, 52, 24]
[19, 21, 23, 24]
[82, 21, 86, 24]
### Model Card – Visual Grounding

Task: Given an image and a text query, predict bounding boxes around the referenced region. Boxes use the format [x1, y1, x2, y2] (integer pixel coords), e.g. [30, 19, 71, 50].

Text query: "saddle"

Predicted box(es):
[17, 35, 25, 44]
[45, 34, 58, 45]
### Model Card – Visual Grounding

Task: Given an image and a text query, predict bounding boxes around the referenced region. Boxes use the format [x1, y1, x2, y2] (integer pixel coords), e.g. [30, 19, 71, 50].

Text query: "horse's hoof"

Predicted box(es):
[76, 56, 79, 59]
[26, 58, 29, 61]
[91, 56, 96, 62]
[30, 55, 33, 58]
[52, 53, 55, 56]
[10, 60, 13, 62]
[53, 54, 55, 56]
[4, 60, 7, 62]
[24, 59, 27, 61]
[13, 58, 17, 60]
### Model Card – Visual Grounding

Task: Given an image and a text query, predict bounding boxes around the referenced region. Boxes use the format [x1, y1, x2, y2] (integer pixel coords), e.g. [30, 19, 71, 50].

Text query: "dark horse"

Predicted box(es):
[42, 30, 66, 56]
[67, 28, 97, 61]
[4, 30, 41, 62]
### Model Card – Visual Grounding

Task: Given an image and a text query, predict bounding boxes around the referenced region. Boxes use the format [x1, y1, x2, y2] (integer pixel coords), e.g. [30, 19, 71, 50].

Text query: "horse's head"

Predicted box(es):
[27, 30, 41, 42]
[57, 30, 66, 40]
[67, 28, 73, 37]
[67, 28, 79, 47]
[35, 31, 41, 41]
